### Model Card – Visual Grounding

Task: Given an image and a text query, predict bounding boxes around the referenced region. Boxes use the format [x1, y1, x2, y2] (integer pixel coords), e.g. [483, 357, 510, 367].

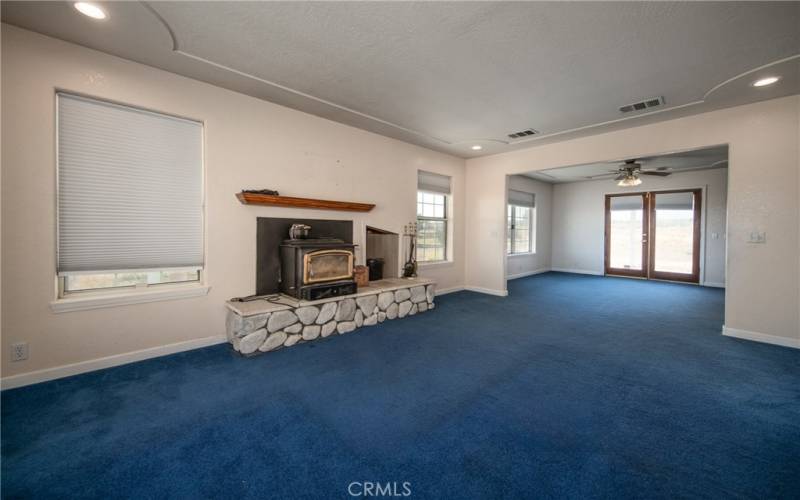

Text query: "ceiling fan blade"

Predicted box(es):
[640, 171, 671, 176]
[614, 173, 627, 181]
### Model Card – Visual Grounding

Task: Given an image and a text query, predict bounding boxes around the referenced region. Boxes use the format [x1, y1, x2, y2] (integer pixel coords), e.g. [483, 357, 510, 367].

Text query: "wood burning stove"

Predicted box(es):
[280, 238, 357, 300]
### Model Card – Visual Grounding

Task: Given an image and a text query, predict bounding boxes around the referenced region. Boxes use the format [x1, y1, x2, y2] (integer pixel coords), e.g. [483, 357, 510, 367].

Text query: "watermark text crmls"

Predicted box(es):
[348, 481, 412, 497]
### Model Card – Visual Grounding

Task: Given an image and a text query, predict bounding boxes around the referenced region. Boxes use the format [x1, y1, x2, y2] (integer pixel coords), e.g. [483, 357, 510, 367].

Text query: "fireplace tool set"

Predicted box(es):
[402, 222, 418, 278]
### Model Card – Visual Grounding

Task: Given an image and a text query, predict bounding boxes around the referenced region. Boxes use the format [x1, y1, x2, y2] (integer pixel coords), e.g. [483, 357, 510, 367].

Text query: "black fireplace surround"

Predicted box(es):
[256, 217, 354, 296]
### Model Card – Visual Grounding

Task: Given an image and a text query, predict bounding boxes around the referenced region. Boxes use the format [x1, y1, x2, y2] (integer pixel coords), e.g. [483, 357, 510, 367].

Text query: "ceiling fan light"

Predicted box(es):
[617, 175, 642, 187]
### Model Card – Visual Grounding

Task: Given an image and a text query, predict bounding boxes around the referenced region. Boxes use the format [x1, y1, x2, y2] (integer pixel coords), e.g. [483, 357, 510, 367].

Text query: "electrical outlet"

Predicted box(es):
[11, 342, 29, 362]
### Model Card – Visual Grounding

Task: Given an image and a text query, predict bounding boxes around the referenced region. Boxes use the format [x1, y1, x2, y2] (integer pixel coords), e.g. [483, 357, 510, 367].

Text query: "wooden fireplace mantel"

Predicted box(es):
[236, 192, 375, 212]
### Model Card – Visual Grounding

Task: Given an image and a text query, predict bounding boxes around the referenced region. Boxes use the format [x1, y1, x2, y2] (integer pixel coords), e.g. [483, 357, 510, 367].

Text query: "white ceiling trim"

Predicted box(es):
[703, 54, 800, 100]
[141, 1, 454, 147]
[507, 54, 799, 149]
[138, 2, 798, 155]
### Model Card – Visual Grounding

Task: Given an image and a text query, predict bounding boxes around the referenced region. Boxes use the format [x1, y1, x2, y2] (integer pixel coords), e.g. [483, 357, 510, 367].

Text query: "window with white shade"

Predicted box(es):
[57, 93, 204, 295]
[417, 170, 451, 263]
[507, 189, 535, 255]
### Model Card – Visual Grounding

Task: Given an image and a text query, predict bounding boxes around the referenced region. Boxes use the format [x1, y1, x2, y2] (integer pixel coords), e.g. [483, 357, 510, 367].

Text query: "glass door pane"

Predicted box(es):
[608, 195, 645, 274]
[651, 191, 698, 279]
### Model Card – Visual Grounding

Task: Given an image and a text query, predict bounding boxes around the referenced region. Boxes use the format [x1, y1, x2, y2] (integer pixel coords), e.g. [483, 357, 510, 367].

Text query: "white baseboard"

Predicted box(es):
[435, 286, 465, 296]
[1, 334, 228, 391]
[550, 267, 604, 276]
[703, 282, 725, 288]
[464, 286, 508, 297]
[507, 268, 551, 280]
[722, 326, 800, 349]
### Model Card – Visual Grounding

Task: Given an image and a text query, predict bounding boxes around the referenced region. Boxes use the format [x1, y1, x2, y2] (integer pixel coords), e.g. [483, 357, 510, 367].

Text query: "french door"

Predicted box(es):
[605, 189, 701, 283]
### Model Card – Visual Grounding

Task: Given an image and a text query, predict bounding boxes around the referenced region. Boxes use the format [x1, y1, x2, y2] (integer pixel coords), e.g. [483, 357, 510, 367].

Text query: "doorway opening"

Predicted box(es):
[515, 144, 728, 288]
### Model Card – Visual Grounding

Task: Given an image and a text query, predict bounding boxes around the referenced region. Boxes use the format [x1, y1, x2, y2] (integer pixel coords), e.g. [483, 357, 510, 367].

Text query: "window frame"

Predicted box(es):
[416, 190, 449, 263]
[53, 91, 207, 307]
[507, 204, 535, 255]
[58, 268, 204, 297]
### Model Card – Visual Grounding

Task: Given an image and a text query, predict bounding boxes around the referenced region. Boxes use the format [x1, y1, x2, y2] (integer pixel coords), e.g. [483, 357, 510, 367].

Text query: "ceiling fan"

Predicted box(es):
[613, 159, 671, 187]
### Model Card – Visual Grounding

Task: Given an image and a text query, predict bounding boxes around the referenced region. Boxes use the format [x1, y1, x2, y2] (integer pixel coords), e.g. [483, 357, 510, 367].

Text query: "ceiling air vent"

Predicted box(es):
[619, 96, 665, 114]
[507, 128, 539, 140]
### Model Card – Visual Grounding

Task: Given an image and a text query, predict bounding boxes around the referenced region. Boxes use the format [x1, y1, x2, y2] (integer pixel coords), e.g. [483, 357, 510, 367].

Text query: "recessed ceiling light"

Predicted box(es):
[74, 2, 107, 20]
[471, 145, 482, 151]
[752, 76, 780, 88]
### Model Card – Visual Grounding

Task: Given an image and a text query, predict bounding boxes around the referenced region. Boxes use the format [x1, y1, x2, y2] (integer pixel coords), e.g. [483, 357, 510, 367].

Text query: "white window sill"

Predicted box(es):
[418, 260, 455, 268]
[508, 252, 536, 258]
[50, 284, 210, 313]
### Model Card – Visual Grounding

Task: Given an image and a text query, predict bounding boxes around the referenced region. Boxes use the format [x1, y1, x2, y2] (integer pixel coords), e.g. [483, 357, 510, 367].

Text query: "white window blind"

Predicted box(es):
[57, 93, 204, 274]
[508, 189, 535, 207]
[418, 170, 451, 195]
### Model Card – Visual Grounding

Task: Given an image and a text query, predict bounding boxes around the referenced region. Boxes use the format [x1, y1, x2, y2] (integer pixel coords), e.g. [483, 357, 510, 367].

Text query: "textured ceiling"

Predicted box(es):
[522, 145, 729, 183]
[2, 2, 798, 158]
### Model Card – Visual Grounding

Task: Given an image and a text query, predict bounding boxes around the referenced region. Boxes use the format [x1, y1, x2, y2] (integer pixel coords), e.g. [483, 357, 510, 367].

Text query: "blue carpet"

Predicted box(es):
[2, 272, 799, 499]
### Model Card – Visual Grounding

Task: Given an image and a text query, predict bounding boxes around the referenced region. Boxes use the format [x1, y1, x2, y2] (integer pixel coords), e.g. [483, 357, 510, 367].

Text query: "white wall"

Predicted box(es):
[466, 95, 799, 344]
[0, 26, 466, 379]
[505, 175, 552, 279]
[551, 168, 728, 286]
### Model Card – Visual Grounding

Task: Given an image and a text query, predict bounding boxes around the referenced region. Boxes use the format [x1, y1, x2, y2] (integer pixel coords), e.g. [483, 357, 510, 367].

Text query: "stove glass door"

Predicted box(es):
[304, 250, 354, 284]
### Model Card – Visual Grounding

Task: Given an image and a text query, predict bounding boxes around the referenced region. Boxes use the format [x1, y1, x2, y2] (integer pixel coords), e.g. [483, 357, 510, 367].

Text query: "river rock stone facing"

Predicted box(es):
[316, 302, 337, 325]
[268, 310, 298, 333]
[239, 329, 267, 355]
[321, 321, 337, 337]
[296, 306, 320, 325]
[242, 313, 270, 334]
[377, 292, 394, 310]
[356, 295, 378, 315]
[398, 301, 413, 318]
[410, 286, 426, 303]
[337, 321, 356, 334]
[284, 323, 302, 334]
[226, 279, 436, 357]
[335, 298, 356, 322]
[226, 311, 243, 340]
[259, 331, 287, 352]
[302, 325, 321, 341]
[355, 309, 364, 328]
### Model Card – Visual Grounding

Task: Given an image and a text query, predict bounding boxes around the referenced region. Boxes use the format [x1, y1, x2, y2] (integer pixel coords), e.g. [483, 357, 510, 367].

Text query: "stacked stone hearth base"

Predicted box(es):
[226, 278, 435, 356]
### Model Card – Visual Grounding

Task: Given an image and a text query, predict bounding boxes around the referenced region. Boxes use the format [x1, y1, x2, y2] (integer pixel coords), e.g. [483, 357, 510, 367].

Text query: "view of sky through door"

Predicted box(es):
[609, 196, 644, 270]
[652, 192, 695, 275]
